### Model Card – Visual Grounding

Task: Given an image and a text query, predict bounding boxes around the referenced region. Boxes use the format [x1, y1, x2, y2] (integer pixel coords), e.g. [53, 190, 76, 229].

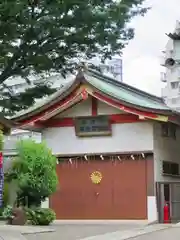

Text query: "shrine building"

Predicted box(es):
[11, 67, 180, 223]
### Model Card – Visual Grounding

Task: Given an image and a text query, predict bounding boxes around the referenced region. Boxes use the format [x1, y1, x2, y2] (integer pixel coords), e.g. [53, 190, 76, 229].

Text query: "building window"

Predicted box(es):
[171, 81, 179, 89]
[169, 124, 177, 139]
[161, 123, 168, 137]
[161, 123, 177, 139]
[163, 161, 179, 176]
[171, 97, 178, 104]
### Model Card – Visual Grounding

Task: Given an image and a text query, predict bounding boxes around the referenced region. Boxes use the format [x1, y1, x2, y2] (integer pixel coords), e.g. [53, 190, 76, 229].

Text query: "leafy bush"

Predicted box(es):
[25, 207, 56, 225]
[6, 140, 58, 207]
[0, 130, 3, 150]
[2, 205, 13, 219]
[3, 182, 9, 207]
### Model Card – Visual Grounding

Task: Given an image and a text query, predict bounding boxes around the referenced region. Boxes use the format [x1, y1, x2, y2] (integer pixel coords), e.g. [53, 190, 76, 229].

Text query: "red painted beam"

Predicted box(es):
[93, 91, 158, 119]
[43, 118, 74, 127]
[41, 114, 144, 127]
[110, 114, 142, 123]
[91, 97, 98, 116]
[19, 88, 79, 125]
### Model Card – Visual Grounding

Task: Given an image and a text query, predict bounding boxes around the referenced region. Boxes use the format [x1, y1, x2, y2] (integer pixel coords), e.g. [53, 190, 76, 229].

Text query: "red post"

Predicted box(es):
[163, 202, 170, 223]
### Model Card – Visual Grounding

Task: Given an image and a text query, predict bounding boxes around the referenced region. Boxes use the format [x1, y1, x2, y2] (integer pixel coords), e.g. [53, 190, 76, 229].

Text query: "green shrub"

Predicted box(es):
[3, 182, 9, 207]
[6, 140, 58, 207]
[25, 207, 56, 225]
[2, 205, 13, 219]
[0, 130, 3, 150]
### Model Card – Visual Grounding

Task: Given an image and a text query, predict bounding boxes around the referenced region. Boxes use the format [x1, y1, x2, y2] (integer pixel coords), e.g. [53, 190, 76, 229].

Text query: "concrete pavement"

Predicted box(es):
[0, 231, 26, 240]
[131, 226, 180, 240]
[0, 221, 179, 240]
[79, 224, 173, 240]
[23, 222, 172, 240]
[24, 222, 144, 240]
[0, 225, 54, 240]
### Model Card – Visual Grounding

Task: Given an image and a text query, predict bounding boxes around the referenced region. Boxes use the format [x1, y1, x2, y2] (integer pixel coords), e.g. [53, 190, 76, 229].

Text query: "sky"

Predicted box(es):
[122, 0, 180, 96]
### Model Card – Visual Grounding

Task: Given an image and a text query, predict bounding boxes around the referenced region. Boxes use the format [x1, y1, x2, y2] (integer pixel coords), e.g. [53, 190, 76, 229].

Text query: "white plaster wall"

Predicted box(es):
[55, 98, 124, 118]
[153, 122, 180, 182]
[97, 101, 124, 115]
[55, 98, 92, 118]
[147, 196, 157, 223]
[42, 122, 153, 155]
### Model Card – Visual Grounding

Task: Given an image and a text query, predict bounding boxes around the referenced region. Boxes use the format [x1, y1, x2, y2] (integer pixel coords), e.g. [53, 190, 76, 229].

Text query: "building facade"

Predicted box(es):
[12, 67, 180, 222]
[161, 21, 180, 110]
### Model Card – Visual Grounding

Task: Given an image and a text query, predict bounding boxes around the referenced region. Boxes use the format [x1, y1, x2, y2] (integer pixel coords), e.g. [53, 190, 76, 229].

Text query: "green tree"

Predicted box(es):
[6, 139, 58, 207]
[0, 130, 9, 216]
[0, 0, 148, 115]
[0, 130, 3, 150]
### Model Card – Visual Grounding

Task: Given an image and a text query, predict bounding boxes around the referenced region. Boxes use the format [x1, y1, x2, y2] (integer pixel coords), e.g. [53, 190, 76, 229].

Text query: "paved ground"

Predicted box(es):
[132, 226, 180, 240]
[0, 222, 179, 240]
[0, 224, 54, 240]
[24, 224, 180, 240]
[24, 222, 147, 240]
[0, 231, 26, 240]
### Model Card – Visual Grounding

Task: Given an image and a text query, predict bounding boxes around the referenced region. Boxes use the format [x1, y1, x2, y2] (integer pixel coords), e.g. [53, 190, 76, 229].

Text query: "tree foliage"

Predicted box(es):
[0, 0, 148, 114]
[0, 130, 3, 150]
[6, 139, 58, 207]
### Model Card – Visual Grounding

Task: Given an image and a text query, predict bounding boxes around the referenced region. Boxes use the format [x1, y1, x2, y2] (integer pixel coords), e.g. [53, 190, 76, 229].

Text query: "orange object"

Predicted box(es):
[163, 202, 170, 223]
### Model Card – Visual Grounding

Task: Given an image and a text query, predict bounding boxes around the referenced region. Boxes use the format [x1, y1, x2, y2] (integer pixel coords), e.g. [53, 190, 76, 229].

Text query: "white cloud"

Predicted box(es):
[123, 0, 180, 96]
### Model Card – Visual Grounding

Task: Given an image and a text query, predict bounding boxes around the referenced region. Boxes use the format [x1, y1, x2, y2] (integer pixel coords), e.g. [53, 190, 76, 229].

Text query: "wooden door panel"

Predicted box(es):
[50, 159, 147, 219]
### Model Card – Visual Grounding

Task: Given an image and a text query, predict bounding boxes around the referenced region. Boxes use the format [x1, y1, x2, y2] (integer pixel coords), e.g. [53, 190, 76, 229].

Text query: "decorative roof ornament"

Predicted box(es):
[76, 62, 89, 79]
[78, 62, 88, 72]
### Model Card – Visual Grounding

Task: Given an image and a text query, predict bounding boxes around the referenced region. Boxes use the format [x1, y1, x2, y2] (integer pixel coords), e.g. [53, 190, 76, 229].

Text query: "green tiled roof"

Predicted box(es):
[84, 69, 170, 111]
[11, 67, 173, 120]
[10, 79, 75, 119]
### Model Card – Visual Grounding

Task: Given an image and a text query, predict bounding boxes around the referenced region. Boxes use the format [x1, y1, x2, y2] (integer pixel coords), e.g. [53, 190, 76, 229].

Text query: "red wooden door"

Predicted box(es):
[50, 158, 147, 219]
